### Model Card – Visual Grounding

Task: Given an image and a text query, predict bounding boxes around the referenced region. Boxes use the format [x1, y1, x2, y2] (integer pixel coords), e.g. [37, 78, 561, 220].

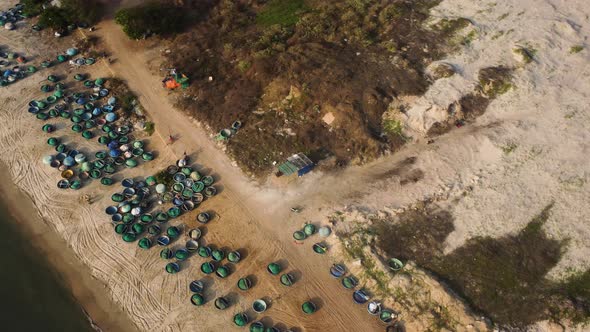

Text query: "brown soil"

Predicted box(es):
[157, 0, 470, 175]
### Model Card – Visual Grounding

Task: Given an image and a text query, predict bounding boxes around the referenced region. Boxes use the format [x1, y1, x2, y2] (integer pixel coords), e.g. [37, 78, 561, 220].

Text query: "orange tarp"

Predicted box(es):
[165, 79, 180, 89]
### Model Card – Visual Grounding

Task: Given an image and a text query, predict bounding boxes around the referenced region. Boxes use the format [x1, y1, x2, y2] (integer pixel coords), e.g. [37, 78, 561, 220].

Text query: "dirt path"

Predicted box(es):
[92, 18, 384, 332]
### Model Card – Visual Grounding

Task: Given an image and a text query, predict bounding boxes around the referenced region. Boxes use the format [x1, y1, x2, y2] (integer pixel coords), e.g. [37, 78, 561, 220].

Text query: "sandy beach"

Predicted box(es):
[0, 4, 385, 331]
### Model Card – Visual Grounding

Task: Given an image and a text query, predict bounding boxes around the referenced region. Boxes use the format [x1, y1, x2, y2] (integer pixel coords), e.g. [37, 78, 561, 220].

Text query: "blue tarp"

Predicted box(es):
[297, 164, 314, 177]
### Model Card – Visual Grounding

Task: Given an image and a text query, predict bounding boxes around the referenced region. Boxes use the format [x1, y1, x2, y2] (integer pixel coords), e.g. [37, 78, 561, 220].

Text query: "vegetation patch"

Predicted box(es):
[144, 121, 156, 136]
[163, 0, 494, 176]
[479, 66, 513, 98]
[501, 142, 518, 154]
[115, 2, 188, 39]
[514, 46, 537, 64]
[256, 0, 308, 27]
[431, 62, 456, 79]
[25, 0, 102, 31]
[370, 202, 590, 327]
[154, 168, 174, 187]
[570, 45, 584, 54]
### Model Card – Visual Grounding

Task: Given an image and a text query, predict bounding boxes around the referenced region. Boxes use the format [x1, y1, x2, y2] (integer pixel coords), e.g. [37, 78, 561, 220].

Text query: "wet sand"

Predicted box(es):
[0, 163, 138, 332]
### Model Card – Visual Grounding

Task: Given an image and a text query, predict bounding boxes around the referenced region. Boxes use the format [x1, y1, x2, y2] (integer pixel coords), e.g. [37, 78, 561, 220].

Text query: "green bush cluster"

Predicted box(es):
[115, 2, 186, 40]
[27, 0, 101, 30]
[256, 0, 307, 27]
[21, 0, 45, 17]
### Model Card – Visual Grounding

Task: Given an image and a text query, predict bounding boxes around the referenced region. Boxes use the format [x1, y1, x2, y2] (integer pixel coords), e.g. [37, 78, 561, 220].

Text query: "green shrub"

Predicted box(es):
[22, 0, 45, 17]
[61, 0, 102, 25]
[383, 119, 403, 137]
[38, 7, 70, 31]
[570, 45, 584, 54]
[256, 0, 307, 27]
[115, 2, 186, 39]
[144, 121, 155, 136]
[154, 168, 174, 187]
[237, 60, 251, 72]
[36, 0, 102, 30]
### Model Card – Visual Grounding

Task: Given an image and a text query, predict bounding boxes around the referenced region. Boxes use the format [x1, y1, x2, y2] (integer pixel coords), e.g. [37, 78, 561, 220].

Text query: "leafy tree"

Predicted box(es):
[115, 2, 186, 40]
[38, 7, 69, 30]
[21, 0, 46, 17]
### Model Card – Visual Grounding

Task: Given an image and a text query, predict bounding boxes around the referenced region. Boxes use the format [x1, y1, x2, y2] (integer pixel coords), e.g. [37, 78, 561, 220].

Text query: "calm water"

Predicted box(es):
[0, 200, 93, 332]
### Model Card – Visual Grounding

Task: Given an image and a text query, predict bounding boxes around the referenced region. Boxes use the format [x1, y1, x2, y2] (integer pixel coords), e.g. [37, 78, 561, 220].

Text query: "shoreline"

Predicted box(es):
[0, 161, 138, 332]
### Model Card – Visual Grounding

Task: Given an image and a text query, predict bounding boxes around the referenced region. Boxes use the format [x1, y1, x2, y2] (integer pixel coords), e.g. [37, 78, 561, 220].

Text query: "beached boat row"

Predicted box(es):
[16, 48, 156, 189]
[329, 263, 399, 324]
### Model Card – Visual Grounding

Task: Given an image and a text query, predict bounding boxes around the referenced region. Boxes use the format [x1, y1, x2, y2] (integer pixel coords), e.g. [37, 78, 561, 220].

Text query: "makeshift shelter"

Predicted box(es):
[122, 232, 137, 242]
[277, 153, 315, 177]
[163, 72, 189, 90]
[42, 155, 54, 165]
[57, 179, 69, 189]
